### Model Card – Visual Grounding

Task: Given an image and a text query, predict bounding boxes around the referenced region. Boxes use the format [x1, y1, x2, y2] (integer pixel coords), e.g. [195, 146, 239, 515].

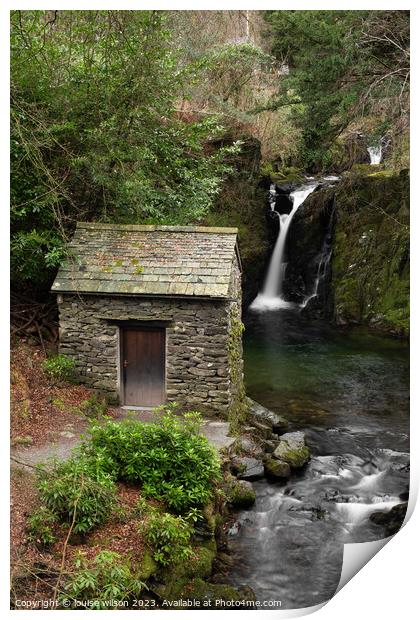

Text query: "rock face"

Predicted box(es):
[273, 185, 294, 215]
[272, 431, 310, 469]
[330, 169, 409, 336]
[211, 137, 270, 309]
[283, 169, 409, 334]
[283, 187, 336, 315]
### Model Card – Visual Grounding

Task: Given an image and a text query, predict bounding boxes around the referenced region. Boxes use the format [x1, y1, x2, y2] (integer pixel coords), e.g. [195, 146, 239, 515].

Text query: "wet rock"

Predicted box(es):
[289, 504, 329, 521]
[262, 439, 278, 453]
[272, 431, 310, 468]
[231, 456, 264, 481]
[274, 186, 294, 214]
[231, 436, 265, 459]
[179, 578, 256, 608]
[139, 549, 158, 580]
[264, 457, 291, 480]
[370, 502, 408, 536]
[247, 398, 289, 433]
[228, 480, 256, 509]
[249, 420, 273, 439]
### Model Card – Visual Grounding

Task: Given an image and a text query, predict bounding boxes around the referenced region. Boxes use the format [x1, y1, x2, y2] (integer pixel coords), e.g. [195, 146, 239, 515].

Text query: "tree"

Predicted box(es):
[264, 10, 410, 169]
[11, 10, 238, 293]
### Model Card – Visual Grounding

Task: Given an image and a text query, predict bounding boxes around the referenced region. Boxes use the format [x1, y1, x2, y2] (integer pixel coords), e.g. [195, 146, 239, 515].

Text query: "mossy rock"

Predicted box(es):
[180, 578, 256, 608]
[272, 432, 310, 469]
[264, 457, 291, 480]
[154, 544, 216, 600]
[228, 480, 256, 509]
[201, 503, 217, 534]
[330, 171, 409, 335]
[138, 549, 158, 580]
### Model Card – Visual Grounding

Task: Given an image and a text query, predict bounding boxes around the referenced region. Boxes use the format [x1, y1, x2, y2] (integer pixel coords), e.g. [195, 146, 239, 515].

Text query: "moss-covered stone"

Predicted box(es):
[331, 169, 409, 336]
[227, 305, 248, 433]
[290, 167, 409, 335]
[180, 578, 256, 608]
[228, 480, 256, 509]
[138, 549, 158, 580]
[201, 503, 217, 535]
[272, 432, 310, 469]
[264, 457, 291, 479]
[153, 543, 217, 601]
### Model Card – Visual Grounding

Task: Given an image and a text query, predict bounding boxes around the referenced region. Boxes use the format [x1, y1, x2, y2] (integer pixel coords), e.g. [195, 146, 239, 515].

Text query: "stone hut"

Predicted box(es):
[51, 223, 245, 417]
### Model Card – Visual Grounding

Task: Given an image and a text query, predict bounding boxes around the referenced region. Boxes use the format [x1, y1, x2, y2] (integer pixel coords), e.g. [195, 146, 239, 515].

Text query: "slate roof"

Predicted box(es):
[51, 223, 240, 299]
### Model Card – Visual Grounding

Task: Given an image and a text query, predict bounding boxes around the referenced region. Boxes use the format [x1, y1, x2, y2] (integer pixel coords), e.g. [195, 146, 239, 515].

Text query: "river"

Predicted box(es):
[227, 308, 409, 609]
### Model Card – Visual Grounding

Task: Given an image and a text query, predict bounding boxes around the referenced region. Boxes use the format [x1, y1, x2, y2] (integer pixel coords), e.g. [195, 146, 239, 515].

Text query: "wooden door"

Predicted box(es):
[122, 327, 165, 407]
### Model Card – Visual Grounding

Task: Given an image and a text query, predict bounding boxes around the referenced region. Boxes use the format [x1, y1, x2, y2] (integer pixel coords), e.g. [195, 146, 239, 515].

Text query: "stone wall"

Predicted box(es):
[57, 256, 243, 416]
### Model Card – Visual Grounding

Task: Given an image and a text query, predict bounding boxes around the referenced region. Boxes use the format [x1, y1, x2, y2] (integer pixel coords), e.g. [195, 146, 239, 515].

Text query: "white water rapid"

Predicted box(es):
[250, 182, 317, 311]
[368, 145, 382, 165]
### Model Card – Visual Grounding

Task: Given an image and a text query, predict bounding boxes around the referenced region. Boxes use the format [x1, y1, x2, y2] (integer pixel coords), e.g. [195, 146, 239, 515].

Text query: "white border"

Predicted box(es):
[2, 2, 418, 619]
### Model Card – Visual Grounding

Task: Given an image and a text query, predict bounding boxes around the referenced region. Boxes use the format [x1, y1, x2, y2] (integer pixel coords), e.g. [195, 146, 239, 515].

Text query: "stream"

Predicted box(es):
[227, 309, 409, 609]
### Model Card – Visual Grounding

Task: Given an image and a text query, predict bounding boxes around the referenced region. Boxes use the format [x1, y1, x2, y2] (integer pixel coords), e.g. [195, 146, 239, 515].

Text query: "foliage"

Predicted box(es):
[83, 405, 221, 512]
[26, 506, 58, 545]
[37, 455, 116, 534]
[140, 508, 194, 566]
[10, 10, 240, 294]
[265, 10, 410, 169]
[79, 393, 108, 419]
[62, 550, 145, 609]
[42, 354, 75, 382]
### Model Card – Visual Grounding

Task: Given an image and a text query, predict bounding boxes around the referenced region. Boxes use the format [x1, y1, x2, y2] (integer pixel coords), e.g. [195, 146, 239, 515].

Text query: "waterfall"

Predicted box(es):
[250, 182, 317, 311]
[301, 201, 335, 310]
[367, 145, 382, 165]
[300, 246, 332, 310]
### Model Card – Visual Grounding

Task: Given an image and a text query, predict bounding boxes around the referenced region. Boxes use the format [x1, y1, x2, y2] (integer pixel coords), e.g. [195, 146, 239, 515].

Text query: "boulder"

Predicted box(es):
[228, 480, 256, 509]
[370, 502, 408, 537]
[264, 457, 291, 480]
[272, 431, 310, 468]
[231, 456, 264, 481]
[247, 398, 289, 433]
[179, 578, 256, 608]
[262, 439, 278, 453]
[231, 435, 265, 459]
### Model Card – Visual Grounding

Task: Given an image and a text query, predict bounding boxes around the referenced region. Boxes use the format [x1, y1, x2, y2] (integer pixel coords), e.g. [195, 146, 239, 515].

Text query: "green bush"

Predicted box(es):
[42, 354, 75, 382]
[37, 456, 116, 535]
[62, 550, 145, 609]
[83, 407, 221, 512]
[141, 509, 193, 566]
[27, 506, 58, 545]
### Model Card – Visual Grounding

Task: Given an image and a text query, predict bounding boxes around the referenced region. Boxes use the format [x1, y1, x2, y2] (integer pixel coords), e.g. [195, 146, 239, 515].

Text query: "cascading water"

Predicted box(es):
[300, 245, 332, 310]
[250, 182, 317, 311]
[368, 145, 382, 165]
[300, 203, 335, 310]
[227, 311, 409, 608]
[227, 172, 408, 609]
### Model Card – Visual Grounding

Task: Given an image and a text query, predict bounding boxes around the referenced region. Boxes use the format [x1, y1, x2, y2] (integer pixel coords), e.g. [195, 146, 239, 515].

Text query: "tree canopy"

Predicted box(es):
[10, 10, 239, 291]
[265, 10, 410, 168]
[10, 10, 410, 294]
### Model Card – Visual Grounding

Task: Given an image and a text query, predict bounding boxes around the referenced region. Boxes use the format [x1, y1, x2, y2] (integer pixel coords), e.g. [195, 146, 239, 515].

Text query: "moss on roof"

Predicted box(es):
[52, 223, 239, 299]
